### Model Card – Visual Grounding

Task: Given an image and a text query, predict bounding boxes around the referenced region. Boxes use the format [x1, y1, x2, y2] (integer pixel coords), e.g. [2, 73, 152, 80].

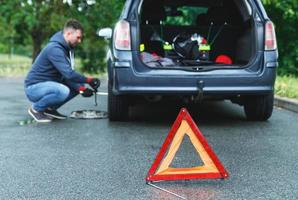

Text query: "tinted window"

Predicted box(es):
[164, 6, 208, 26]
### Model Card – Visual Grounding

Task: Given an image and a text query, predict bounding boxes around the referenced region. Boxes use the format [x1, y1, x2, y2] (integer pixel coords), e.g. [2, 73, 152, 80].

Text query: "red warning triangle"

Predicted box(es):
[146, 108, 229, 182]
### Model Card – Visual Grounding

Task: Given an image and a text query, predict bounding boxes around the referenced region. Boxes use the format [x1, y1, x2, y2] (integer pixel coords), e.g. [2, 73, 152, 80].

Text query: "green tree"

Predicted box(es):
[0, 0, 124, 72]
[70, 0, 124, 72]
[0, 0, 70, 60]
[0, 16, 9, 53]
[262, 0, 298, 76]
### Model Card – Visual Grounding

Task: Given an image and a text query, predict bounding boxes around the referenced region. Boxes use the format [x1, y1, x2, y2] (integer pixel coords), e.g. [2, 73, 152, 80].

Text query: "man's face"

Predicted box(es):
[65, 29, 83, 48]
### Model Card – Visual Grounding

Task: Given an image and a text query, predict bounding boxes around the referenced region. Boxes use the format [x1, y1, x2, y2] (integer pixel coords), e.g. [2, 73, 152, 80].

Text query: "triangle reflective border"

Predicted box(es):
[146, 108, 229, 182]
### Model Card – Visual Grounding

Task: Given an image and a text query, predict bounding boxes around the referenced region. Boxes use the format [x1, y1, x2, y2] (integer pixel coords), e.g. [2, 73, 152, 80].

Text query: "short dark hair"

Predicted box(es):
[63, 19, 84, 33]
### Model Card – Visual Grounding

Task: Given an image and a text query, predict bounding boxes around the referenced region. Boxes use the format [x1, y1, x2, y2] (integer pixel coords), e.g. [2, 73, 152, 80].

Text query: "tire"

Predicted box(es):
[108, 82, 129, 121]
[244, 93, 274, 121]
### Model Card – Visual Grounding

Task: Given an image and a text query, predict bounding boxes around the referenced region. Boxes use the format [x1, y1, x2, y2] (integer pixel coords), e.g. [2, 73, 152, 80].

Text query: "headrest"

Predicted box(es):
[196, 14, 208, 26]
[141, 1, 166, 24]
[207, 7, 230, 25]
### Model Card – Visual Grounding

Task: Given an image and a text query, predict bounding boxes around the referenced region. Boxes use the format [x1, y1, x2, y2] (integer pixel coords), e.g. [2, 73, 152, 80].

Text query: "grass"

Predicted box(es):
[0, 54, 32, 77]
[275, 75, 298, 99]
[0, 54, 89, 77]
[0, 54, 297, 100]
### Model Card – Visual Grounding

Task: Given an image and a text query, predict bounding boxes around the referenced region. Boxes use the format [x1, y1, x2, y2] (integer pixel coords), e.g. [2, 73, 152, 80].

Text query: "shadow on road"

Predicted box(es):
[129, 100, 247, 125]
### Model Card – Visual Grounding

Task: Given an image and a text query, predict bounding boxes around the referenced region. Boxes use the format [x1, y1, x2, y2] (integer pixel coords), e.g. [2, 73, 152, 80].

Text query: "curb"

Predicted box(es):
[274, 95, 298, 113]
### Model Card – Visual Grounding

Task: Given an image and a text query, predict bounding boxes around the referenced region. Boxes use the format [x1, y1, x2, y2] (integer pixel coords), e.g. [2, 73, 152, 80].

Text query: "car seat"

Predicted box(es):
[196, 13, 208, 26]
[140, 0, 166, 56]
[204, 6, 236, 61]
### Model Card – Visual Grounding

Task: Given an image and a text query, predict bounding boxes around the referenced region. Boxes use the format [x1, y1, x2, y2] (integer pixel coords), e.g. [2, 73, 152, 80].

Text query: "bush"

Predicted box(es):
[262, 0, 298, 76]
[275, 75, 298, 99]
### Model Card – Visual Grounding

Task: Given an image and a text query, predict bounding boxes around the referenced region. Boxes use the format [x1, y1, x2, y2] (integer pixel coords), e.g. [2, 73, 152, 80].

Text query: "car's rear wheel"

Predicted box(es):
[243, 93, 274, 121]
[108, 81, 129, 121]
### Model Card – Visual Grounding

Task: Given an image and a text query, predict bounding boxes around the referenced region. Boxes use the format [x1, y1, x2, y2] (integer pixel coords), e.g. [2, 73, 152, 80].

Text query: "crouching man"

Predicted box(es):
[24, 19, 100, 123]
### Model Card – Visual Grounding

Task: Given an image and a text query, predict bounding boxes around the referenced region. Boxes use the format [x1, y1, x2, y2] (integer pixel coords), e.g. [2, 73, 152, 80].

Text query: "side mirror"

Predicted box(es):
[97, 28, 112, 39]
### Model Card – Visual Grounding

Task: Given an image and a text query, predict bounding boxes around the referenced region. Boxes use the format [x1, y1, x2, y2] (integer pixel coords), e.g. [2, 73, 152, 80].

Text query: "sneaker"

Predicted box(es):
[44, 109, 67, 120]
[28, 107, 53, 123]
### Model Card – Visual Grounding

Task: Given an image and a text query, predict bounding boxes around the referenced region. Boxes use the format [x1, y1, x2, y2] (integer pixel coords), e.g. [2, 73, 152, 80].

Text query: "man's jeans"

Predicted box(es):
[25, 81, 78, 112]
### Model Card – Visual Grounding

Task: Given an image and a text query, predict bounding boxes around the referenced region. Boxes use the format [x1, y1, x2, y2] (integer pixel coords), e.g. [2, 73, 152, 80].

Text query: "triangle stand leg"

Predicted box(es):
[146, 182, 188, 200]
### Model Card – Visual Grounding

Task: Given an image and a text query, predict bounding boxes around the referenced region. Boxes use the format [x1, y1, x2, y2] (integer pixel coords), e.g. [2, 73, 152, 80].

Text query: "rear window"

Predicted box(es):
[165, 6, 208, 26]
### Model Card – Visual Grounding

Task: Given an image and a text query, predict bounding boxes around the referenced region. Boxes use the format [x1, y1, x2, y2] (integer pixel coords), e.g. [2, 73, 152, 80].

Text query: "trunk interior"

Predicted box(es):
[139, 0, 256, 70]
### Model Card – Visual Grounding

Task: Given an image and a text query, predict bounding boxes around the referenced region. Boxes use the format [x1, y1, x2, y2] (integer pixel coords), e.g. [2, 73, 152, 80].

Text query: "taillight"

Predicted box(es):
[265, 21, 277, 51]
[114, 20, 131, 50]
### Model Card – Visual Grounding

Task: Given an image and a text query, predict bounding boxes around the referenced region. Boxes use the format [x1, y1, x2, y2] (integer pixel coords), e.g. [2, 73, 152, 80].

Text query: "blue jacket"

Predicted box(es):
[24, 31, 87, 90]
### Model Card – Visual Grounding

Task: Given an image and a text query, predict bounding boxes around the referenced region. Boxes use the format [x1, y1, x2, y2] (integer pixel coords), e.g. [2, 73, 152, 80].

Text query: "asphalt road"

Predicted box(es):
[0, 77, 297, 200]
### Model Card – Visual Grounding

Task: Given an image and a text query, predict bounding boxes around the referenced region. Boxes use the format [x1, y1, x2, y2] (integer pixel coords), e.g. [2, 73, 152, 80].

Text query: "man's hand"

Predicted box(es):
[88, 78, 100, 90]
[79, 87, 94, 97]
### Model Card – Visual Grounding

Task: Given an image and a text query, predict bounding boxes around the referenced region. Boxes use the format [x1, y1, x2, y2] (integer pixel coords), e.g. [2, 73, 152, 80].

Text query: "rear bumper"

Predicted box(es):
[110, 49, 277, 96]
[112, 66, 276, 96]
